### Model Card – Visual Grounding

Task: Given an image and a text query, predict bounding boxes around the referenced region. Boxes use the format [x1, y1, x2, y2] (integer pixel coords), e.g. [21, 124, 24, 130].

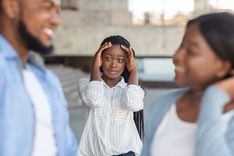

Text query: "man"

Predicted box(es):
[0, 0, 77, 155]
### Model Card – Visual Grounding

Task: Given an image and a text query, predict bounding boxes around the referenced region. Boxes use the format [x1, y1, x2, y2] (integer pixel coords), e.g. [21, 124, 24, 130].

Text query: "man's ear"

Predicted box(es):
[2, 0, 20, 19]
[230, 69, 234, 76]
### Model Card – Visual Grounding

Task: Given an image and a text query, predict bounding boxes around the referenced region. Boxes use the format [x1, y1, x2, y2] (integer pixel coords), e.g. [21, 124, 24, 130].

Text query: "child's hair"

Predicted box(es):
[100, 35, 144, 139]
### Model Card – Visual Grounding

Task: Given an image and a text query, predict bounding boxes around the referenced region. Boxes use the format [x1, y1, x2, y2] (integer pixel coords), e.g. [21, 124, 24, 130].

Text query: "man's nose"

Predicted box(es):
[50, 11, 61, 28]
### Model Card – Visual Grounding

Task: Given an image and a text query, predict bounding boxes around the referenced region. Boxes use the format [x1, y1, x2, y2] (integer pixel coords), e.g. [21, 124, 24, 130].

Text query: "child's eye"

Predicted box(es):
[104, 57, 112, 61]
[117, 59, 125, 63]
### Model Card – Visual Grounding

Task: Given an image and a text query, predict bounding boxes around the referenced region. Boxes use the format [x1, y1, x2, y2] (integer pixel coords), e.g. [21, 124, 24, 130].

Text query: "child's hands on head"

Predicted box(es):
[93, 42, 112, 68]
[121, 45, 137, 73]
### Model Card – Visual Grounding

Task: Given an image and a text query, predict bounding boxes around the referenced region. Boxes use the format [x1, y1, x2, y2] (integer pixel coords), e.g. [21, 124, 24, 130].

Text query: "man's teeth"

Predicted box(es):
[43, 28, 54, 37]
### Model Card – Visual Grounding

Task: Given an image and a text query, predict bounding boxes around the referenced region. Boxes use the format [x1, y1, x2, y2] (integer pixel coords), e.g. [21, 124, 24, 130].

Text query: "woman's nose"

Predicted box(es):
[110, 60, 117, 68]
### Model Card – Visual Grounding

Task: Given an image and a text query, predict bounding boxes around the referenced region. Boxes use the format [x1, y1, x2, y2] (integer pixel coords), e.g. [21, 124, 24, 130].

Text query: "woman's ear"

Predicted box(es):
[216, 61, 231, 78]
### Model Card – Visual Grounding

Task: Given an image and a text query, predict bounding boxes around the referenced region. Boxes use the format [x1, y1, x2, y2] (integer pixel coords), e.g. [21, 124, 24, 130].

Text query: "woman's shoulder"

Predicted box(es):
[149, 88, 187, 114]
[155, 88, 187, 104]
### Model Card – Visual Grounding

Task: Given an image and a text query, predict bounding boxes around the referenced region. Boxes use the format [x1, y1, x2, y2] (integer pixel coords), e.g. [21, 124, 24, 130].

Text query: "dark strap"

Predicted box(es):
[134, 110, 144, 140]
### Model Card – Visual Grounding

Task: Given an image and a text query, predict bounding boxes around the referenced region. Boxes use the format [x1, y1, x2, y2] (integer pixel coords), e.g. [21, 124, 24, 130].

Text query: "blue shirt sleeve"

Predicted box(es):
[0, 59, 4, 96]
[196, 85, 233, 156]
[47, 70, 78, 155]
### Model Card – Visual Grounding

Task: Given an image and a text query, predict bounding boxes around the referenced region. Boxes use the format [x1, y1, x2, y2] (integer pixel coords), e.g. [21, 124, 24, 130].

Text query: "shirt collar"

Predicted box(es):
[0, 35, 46, 72]
[27, 53, 47, 72]
[102, 77, 127, 89]
[117, 77, 127, 88]
[0, 35, 19, 59]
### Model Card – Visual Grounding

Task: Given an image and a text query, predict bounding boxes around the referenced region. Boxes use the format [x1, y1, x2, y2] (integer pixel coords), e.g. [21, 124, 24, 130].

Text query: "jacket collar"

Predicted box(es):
[0, 35, 46, 73]
[0, 35, 19, 59]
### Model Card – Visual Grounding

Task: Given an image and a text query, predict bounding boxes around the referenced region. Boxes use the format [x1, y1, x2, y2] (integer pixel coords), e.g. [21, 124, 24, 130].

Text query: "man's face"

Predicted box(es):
[18, 0, 61, 55]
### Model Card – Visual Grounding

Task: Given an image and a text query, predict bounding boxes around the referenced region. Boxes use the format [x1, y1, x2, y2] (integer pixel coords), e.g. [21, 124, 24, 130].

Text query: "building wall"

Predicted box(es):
[53, 25, 184, 57]
[60, 0, 132, 26]
[57, 0, 194, 57]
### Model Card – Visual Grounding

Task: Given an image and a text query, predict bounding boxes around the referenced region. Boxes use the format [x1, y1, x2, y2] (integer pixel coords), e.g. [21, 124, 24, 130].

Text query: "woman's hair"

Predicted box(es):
[101, 35, 130, 48]
[189, 12, 234, 77]
[100, 35, 144, 139]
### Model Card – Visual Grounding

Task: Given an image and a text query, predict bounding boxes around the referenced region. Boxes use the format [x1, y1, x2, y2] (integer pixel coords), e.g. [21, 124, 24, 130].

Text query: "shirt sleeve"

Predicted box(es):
[196, 85, 234, 156]
[0, 61, 4, 96]
[78, 78, 105, 108]
[122, 84, 144, 111]
[60, 88, 78, 155]
[47, 71, 78, 155]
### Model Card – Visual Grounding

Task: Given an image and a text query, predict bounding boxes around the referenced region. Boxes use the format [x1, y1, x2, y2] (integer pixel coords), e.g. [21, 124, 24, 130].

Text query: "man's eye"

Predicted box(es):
[41, 2, 53, 10]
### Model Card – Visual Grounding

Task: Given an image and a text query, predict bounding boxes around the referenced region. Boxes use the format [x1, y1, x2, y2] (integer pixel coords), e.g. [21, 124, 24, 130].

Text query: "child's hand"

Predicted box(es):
[93, 42, 112, 68]
[121, 45, 137, 73]
[215, 70, 234, 98]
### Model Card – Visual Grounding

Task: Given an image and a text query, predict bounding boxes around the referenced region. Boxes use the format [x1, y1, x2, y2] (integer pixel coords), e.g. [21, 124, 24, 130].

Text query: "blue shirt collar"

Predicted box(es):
[0, 35, 46, 72]
[0, 35, 19, 59]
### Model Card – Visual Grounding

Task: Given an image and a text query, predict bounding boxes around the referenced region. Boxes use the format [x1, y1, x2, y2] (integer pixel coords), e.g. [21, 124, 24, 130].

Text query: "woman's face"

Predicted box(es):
[101, 44, 127, 81]
[173, 44, 187, 87]
[176, 24, 229, 90]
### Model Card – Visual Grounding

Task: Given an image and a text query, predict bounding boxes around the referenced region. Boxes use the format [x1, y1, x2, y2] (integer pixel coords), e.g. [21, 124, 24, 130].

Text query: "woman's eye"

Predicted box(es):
[105, 57, 111, 61]
[187, 49, 195, 55]
[186, 46, 196, 56]
[117, 59, 124, 63]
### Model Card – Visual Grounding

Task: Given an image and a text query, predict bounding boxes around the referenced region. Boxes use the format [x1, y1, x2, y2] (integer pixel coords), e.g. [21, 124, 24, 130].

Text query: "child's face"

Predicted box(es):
[101, 44, 127, 81]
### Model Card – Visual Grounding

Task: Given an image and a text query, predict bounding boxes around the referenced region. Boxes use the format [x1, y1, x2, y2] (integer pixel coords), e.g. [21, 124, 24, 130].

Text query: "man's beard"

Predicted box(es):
[18, 21, 54, 55]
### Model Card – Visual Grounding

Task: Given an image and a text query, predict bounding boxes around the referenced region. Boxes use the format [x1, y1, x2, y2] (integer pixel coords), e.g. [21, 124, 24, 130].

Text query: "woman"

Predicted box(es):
[141, 12, 234, 156]
[77, 35, 144, 156]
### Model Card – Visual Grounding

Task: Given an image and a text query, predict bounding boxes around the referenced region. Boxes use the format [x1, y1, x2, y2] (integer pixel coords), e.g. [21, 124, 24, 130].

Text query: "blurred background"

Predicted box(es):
[42, 0, 234, 142]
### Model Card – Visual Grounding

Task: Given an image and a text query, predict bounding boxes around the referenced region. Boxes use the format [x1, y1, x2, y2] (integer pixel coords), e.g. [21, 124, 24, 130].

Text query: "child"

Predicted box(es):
[77, 35, 144, 156]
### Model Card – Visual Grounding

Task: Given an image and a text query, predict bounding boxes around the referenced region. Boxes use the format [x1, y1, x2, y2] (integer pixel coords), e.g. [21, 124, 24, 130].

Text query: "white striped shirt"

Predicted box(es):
[77, 77, 144, 156]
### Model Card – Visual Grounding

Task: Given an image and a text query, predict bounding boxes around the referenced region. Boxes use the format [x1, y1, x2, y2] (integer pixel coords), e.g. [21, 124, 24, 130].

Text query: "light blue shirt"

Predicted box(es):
[141, 86, 234, 156]
[0, 35, 77, 156]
